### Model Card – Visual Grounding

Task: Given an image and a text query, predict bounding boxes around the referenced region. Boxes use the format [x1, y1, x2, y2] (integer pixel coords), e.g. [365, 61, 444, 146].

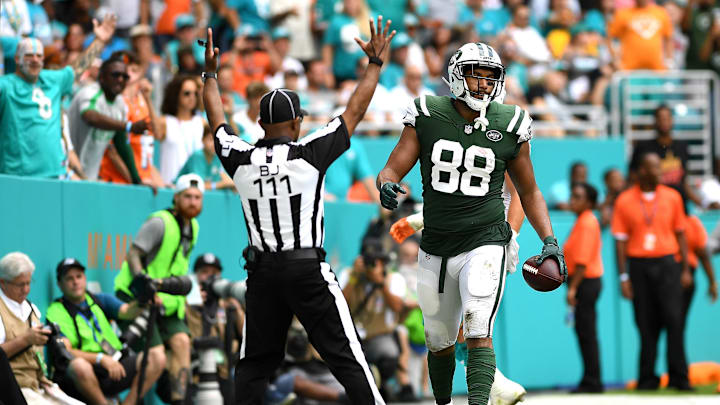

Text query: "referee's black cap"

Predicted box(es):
[259, 89, 308, 124]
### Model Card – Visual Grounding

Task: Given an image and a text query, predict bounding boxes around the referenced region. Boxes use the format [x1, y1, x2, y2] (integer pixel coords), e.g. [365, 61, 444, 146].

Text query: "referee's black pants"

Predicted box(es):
[235, 257, 384, 404]
[628, 256, 689, 389]
[573, 277, 602, 390]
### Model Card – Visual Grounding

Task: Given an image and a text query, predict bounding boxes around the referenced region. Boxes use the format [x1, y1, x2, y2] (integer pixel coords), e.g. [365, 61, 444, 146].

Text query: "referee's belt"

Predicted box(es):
[250, 247, 326, 263]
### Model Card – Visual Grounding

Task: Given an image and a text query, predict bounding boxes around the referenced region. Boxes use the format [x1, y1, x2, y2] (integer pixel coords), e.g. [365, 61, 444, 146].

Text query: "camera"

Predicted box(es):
[200, 275, 247, 307]
[130, 274, 193, 304]
[46, 322, 74, 376]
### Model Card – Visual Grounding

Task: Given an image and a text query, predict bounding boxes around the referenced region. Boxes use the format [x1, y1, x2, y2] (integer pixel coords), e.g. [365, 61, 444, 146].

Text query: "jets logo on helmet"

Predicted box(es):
[443, 42, 505, 112]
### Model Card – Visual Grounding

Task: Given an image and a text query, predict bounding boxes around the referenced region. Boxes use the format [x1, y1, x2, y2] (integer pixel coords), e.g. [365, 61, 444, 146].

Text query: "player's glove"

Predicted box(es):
[537, 236, 568, 281]
[380, 182, 406, 210]
[505, 230, 520, 274]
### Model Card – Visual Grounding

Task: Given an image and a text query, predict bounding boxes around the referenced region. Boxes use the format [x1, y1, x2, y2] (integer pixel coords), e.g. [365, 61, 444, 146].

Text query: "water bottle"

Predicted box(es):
[565, 306, 575, 327]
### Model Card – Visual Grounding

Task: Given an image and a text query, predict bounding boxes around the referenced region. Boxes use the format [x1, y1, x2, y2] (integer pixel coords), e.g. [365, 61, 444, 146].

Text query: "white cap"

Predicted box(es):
[175, 173, 205, 194]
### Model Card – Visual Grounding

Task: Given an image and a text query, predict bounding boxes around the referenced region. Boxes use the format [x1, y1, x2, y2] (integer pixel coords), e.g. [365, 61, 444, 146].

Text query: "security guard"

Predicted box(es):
[47, 258, 166, 405]
[201, 16, 395, 405]
[114, 173, 203, 404]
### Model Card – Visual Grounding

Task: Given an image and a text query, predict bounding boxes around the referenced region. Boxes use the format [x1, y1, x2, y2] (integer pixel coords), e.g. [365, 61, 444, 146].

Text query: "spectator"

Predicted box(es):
[47, 258, 166, 405]
[607, 0, 673, 70]
[612, 152, 691, 391]
[154, 0, 205, 51]
[176, 123, 235, 191]
[232, 81, 269, 145]
[266, 27, 307, 90]
[269, 0, 317, 61]
[629, 105, 703, 207]
[185, 253, 244, 404]
[0, 15, 117, 179]
[563, 23, 611, 105]
[128, 24, 168, 112]
[402, 13, 429, 76]
[177, 45, 202, 75]
[0, 252, 77, 404]
[342, 239, 410, 400]
[528, 68, 575, 136]
[164, 13, 205, 73]
[67, 52, 146, 183]
[156, 74, 204, 184]
[544, 0, 579, 59]
[301, 59, 336, 122]
[699, 15, 720, 76]
[389, 65, 436, 123]
[218, 63, 247, 116]
[324, 138, 380, 203]
[99, 51, 165, 188]
[322, 0, 371, 83]
[62, 23, 86, 67]
[458, 0, 510, 39]
[367, 0, 408, 35]
[677, 210, 718, 331]
[0, 0, 32, 38]
[220, 24, 280, 97]
[505, 5, 552, 68]
[423, 24, 454, 79]
[548, 161, 588, 211]
[379, 32, 411, 90]
[335, 57, 393, 132]
[114, 173, 204, 404]
[564, 183, 604, 393]
[599, 168, 626, 227]
[424, 0, 461, 28]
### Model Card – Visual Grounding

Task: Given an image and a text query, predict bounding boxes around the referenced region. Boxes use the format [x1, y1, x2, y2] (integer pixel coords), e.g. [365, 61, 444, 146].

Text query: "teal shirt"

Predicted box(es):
[323, 13, 366, 81]
[0, 66, 74, 177]
[458, 5, 509, 37]
[380, 62, 405, 90]
[325, 141, 373, 199]
[175, 149, 224, 184]
[367, 0, 408, 33]
[164, 40, 206, 69]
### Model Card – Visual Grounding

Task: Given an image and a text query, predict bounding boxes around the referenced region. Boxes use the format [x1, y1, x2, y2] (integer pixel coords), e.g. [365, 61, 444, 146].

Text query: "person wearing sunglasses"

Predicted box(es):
[68, 51, 148, 183]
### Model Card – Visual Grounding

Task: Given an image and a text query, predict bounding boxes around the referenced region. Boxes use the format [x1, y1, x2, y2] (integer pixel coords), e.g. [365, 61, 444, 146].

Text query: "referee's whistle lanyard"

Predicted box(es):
[639, 193, 658, 228]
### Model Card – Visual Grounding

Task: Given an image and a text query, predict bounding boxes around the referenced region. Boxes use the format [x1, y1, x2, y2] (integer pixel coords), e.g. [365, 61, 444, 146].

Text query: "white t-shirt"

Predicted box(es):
[232, 110, 265, 145]
[266, 56, 308, 90]
[159, 114, 204, 184]
[0, 0, 32, 37]
[69, 83, 129, 181]
[389, 84, 435, 123]
[0, 288, 40, 344]
[507, 26, 551, 63]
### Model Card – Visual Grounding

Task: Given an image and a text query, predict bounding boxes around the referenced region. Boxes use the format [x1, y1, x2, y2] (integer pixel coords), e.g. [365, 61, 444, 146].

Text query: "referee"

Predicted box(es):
[202, 18, 395, 405]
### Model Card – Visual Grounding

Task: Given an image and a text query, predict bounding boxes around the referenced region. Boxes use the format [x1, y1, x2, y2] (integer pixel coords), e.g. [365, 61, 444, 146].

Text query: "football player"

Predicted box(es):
[376, 42, 567, 405]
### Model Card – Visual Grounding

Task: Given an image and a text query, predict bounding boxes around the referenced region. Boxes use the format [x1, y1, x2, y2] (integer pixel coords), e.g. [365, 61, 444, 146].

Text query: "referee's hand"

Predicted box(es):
[354, 15, 396, 65]
[203, 28, 220, 73]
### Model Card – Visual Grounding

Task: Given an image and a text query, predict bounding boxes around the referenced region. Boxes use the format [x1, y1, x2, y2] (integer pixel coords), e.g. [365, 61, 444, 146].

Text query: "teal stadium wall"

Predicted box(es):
[1, 137, 719, 396]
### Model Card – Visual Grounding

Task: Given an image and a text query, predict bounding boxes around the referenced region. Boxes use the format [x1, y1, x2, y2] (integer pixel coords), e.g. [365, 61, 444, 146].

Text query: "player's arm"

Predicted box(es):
[507, 142, 553, 240]
[505, 171, 524, 233]
[340, 16, 396, 137]
[202, 28, 226, 133]
[376, 125, 420, 209]
[71, 14, 117, 78]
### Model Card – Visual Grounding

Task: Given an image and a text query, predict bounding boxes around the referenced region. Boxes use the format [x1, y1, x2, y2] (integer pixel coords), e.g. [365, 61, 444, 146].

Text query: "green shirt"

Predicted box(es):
[685, 7, 718, 69]
[176, 149, 225, 184]
[403, 95, 532, 257]
[0, 66, 74, 177]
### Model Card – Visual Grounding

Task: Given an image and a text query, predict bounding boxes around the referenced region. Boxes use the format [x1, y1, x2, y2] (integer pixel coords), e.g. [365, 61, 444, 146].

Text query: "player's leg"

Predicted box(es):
[459, 245, 506, 405]
[235, 268, 294, 404]
[291, 261, 385, 404]
[418, 248, 462, 405]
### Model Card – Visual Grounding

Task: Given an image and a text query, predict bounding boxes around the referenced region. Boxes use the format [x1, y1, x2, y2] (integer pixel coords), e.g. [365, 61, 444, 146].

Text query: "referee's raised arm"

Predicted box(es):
[201, 28, 225, 133]
[340, 16, 396, 137]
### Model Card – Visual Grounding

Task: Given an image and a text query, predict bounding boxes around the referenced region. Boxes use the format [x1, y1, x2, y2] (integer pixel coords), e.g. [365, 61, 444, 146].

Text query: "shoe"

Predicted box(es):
[490, 369, 526, 405]
[396, 384, 419, 402]
[667, 383, 694, 392]
[570, 385, 604, 394]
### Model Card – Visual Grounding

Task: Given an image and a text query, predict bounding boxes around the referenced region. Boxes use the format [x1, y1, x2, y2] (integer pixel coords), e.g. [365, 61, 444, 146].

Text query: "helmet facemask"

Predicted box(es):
[458, 62, 504, 111]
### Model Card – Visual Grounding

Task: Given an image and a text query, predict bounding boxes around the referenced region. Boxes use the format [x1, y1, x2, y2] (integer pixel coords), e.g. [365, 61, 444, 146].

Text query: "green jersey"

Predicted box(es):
[403, 95, 532, 257]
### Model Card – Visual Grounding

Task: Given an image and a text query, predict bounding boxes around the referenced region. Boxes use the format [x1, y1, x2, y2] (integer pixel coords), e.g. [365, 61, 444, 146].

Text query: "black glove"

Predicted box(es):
[536, 236, 568, 281]
[380, 182, 406, 210]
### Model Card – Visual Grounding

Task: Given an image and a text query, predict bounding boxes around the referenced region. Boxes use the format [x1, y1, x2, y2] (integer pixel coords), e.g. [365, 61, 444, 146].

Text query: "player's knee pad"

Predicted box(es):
[463, 299, 493, 338]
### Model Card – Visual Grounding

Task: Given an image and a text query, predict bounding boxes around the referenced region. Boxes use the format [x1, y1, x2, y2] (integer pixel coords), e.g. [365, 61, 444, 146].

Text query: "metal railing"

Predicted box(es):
[609, 69, 720, 180]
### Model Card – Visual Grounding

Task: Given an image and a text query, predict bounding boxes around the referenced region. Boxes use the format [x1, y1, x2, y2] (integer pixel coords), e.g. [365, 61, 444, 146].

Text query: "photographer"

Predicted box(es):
[46, 258, 166, 405]
[341, 239, 410, 401]
[114, 173, 204, 404]
[0, 252, 77, 404]
[185, 253, 244, 404]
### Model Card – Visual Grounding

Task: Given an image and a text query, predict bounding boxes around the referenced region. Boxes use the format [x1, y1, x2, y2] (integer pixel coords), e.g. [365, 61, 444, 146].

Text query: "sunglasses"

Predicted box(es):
[110, 71, 130, 80]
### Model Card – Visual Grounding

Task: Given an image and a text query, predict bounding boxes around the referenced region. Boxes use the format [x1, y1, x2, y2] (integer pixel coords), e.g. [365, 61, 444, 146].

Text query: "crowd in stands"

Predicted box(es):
[3, 0, 720, 200]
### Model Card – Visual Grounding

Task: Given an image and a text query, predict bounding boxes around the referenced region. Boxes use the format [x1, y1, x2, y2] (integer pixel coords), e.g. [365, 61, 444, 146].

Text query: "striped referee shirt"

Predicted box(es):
[213, 117, 350, 252]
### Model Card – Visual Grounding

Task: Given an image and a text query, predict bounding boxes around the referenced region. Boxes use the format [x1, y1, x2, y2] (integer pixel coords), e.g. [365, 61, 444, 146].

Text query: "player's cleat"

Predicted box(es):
[490, 368, 526, 405]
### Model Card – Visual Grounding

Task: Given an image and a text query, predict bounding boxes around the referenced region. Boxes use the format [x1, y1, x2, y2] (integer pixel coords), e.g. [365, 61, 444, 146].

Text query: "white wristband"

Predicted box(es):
[125, 121, 132, 133]
[96, 353, 103, 364]
[406, 212, 424, 231]
[619, 273, 629, 282]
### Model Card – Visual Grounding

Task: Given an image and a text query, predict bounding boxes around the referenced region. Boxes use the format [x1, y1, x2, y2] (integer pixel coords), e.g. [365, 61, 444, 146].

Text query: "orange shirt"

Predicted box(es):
[675, 215, 707, 269]
[99, 93, 154, 183]
[156, 0, 191, 35]
[564, 210, 604, 278]
[611, 184, 686, 258]
[607, 4, 672, 70]
[221, 52, 272, 97]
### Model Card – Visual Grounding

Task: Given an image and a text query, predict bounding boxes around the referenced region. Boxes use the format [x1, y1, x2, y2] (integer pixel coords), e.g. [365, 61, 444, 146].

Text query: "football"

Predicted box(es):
[522, 255, 563, 292]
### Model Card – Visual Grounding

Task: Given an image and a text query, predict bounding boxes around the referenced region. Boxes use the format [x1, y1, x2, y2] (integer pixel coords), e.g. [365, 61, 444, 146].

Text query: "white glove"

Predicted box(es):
[506, 230, 519, 274]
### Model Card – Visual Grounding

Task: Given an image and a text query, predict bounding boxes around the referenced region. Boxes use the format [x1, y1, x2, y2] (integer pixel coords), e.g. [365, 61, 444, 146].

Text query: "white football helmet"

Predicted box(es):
[445, 42, 505, 112]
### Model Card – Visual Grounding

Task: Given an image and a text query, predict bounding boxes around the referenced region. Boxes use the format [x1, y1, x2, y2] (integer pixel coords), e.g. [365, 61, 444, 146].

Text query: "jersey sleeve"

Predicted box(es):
[611, 196, 629, 240]
[572, 216, 599, 266]
[297, 115, 350, 172]
[214, 123, 254, 179]
[401, 97, 421, 127]
[514, 108, 533, 143]
[77, 85, 100, 114]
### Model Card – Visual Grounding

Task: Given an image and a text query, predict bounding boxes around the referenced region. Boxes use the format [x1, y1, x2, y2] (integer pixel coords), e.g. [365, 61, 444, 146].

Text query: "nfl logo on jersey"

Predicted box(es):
[486, 130, 503, 142]
[464, 124, 473, 135]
